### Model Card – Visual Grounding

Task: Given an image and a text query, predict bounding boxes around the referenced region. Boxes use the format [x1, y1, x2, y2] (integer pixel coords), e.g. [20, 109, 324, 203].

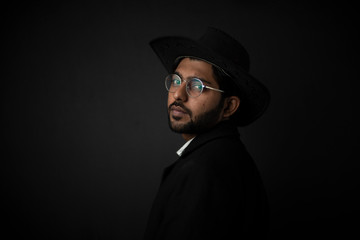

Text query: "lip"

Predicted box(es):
[170, 105, 189, 118]
[170, 105, 187, 114]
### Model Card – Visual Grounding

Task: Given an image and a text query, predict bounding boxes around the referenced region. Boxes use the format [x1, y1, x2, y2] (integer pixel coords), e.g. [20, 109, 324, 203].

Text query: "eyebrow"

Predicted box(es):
[174, 71, 213, 85]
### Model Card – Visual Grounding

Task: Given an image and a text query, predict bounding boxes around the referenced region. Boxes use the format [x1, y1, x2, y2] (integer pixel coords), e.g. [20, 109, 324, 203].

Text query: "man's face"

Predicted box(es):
[167, 58, 225, 136]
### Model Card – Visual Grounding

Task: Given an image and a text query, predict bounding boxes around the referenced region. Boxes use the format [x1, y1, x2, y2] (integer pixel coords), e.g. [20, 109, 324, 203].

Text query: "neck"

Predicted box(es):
[182, 133, 196, 141]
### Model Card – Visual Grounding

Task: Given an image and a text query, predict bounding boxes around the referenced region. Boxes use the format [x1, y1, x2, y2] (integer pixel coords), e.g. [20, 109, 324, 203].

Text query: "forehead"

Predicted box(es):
[175, 58, 216, 84]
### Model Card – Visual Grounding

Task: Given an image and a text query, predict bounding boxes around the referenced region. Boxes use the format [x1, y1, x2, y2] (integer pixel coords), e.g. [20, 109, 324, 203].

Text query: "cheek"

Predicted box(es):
[190, 99, 210, 114]
[193, 95, 222, 113]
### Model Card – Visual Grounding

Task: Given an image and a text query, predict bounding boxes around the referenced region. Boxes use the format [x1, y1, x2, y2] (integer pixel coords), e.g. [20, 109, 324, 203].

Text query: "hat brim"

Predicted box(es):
[150, 36, 270, 126]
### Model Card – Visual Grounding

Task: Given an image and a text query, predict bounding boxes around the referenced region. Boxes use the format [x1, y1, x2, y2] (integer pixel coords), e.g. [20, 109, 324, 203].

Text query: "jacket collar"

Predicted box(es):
[180, 120, 239, 158]
[161, 121, 239, 183]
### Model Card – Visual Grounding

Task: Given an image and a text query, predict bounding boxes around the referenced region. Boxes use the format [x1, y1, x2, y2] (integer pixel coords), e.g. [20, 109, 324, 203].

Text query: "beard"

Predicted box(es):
[167, 98, 225, 134]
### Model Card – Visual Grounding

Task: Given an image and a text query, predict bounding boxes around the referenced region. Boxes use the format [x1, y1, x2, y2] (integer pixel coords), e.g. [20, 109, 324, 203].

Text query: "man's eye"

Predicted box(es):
[173, 79, 181, 85]
[190, 81, 203, 91]
[195, 84, 203, 90]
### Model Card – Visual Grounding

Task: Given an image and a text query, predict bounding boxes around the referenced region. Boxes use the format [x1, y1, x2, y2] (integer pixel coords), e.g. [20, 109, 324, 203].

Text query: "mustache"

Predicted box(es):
[169, 101, 192, 116]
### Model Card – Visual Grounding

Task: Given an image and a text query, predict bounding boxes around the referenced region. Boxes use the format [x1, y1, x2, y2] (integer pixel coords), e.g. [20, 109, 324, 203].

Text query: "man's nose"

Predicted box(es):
[172, 82, 188, 101]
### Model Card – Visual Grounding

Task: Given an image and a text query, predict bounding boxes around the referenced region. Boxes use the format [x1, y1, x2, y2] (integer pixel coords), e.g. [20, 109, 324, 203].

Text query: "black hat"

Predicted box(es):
[150, 27, 270, 126]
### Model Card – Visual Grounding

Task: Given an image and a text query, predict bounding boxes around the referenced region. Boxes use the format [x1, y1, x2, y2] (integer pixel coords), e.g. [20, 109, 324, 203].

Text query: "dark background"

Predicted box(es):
[2, 1, 359, 239]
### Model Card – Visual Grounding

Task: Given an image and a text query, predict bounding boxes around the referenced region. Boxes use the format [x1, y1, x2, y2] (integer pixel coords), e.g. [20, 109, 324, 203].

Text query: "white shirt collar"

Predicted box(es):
[176, 137, 195, 156]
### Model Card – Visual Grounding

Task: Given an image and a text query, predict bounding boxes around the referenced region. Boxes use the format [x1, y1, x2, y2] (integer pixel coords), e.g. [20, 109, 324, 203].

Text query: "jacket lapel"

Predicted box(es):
[160, 121, 239, 183]
[161, 161, 177, 183]
[180, 120, 239, 158]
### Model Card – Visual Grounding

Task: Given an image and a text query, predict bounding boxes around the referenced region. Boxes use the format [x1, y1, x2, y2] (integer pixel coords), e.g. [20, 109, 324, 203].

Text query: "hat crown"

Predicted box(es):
[199, 27, 250, 72]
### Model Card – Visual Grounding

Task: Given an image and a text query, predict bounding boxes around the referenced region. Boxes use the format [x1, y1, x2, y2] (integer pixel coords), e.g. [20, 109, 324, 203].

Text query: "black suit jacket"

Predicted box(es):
[144, 121, 268, 240]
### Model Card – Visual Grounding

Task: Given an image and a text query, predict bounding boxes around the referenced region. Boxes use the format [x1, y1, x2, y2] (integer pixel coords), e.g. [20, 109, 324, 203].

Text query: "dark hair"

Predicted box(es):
[211, 65, 240, 99]
[212, 65, 242, 123]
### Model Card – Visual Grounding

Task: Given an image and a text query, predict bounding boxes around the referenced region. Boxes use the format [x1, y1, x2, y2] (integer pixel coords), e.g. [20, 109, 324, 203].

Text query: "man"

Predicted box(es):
[144, 27, 270, 240]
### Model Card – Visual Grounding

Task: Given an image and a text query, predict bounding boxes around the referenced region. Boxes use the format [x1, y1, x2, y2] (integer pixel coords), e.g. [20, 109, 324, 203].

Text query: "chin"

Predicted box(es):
[169, 120, 192, 134]
[170, 122, 186, 132]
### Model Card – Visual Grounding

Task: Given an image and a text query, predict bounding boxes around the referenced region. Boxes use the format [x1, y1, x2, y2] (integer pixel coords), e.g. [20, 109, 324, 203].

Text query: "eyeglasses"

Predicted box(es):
[165, 74, 224, 98]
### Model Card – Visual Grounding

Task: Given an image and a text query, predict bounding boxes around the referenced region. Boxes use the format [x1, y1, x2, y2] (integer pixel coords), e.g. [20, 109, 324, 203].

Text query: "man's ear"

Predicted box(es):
[223, 96, 240, 118]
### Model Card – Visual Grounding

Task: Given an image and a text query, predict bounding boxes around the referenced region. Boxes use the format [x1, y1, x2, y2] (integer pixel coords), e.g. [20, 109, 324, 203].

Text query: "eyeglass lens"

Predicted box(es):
[165, 74, 204, 97]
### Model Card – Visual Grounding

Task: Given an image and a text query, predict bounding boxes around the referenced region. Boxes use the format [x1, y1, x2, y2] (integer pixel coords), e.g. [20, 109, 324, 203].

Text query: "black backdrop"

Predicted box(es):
[2, 1, 359, 239]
